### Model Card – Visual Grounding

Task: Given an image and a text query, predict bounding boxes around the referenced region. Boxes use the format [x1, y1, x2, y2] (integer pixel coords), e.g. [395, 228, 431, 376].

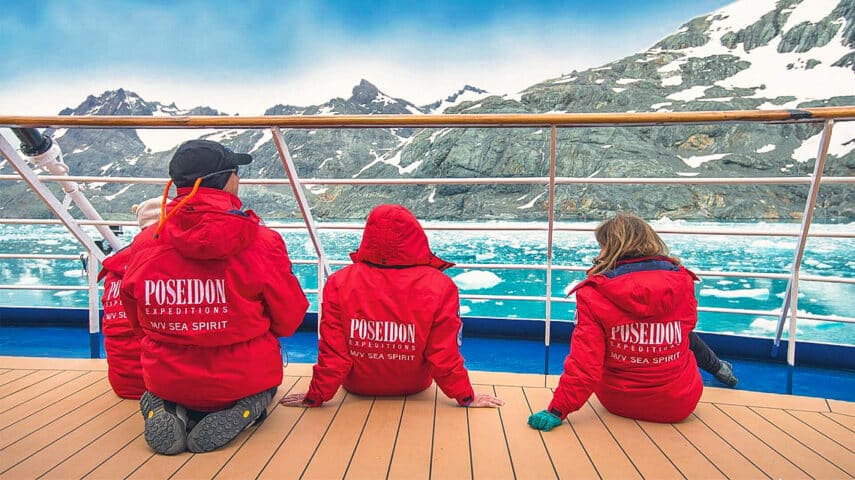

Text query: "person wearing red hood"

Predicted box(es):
[279, 204, 503, 409]
[98, 197, 164, 400]
[529, 213, 735, 432]
[120, 140, 309, 455]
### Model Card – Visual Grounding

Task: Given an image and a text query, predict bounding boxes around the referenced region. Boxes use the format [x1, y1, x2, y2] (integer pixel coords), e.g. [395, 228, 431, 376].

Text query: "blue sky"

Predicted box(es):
[0, 0, 733, 114]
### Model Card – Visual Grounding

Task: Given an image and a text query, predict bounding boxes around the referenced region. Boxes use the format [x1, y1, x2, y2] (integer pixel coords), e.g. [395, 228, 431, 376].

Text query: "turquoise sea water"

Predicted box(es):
[1, 220, 853, 345]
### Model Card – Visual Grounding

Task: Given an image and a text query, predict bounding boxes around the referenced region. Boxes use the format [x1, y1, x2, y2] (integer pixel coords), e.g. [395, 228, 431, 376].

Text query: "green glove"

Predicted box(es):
[528, 410, 563, 431]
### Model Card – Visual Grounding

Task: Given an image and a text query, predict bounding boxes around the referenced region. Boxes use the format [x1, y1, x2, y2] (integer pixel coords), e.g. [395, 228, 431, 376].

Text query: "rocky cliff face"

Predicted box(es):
[1, 0, 853, 222]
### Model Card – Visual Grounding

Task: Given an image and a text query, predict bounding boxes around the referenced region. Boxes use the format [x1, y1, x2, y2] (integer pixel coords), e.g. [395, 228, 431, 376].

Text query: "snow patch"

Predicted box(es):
[756, 144, 776, 153]
[678, 153, 729, 168]
[667, 86, 709, 102]
[518, 192, 545, 210]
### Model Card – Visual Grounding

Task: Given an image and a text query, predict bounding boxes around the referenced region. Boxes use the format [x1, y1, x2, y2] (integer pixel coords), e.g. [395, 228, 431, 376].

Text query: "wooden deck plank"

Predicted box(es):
[718, 403, 847, 479]
[387, 385, 437, 480]
[829, 399, 855, 417]
[256, 388, 348, 479]
[589, 397, 684, 480]
[673, 411, 766, 480]
[826, 411, 855, 430]
[431, 392, 472, 479]
[1, 398, 137, 479]
[0, 358, 852, 480]
[214, 377, 308, 480]
[523, 386, 599, 480]
[789, 410, 855, 449]
[692, 403, 809, 479]
[570, 401, 641, 480]
[0, 390, 123, 471]
[40, 413, 141, 479]
[344, 396, 405, 480]
[83, 434, 151, 480]
[637, 421, 726, 480]
[0, 377, 110, 449]
[0, 368, 35, 386]
[2, 370, 103, 421]
[126, 450, 192, 480]
[303, 393, 374, 479]
[0, 356, 107, 371]
[753, 406, 855, 475]
[0, 369, 59, 398]
[0, 370, 86, 413]
[700, 387, 829, 411]
[494, 385, 557, 480]
[468, 386, 515, 480]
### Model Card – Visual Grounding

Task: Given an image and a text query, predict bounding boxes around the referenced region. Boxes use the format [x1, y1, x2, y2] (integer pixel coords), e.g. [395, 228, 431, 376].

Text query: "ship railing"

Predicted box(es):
[1, 107, 854, 377]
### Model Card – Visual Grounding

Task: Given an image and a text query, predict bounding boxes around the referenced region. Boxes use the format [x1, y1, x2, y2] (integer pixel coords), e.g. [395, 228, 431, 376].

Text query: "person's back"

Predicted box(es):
[121, 139, 309, 455]
[283, 204, 502, 409]
[321, 261, 465, 398]
[566, 257, 703, 422]
[529, 213, 703, 432]
[122, 187, 307, 411]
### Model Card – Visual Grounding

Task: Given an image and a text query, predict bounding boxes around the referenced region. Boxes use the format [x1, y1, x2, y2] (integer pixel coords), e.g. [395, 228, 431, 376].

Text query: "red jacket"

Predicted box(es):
[304, 204, 474, 406]
[549, 257, 703, 423]
[99, 243, 147, 399]
[121, 188, 309, 411]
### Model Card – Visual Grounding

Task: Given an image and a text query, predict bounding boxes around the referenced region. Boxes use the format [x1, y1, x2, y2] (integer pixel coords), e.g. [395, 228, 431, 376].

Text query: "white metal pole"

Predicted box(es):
[88, 254, 101, 358]
[544, 126, 557, 384]
[773, 120, 835, 361]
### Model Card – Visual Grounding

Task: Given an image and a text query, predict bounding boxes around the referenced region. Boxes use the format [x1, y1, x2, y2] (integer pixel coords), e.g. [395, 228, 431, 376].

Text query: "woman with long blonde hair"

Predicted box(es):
[529, 213, 736, 431]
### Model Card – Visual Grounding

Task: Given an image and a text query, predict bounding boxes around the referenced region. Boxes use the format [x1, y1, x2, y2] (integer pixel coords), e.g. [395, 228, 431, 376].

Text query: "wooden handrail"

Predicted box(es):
[2, 106, 854, 129]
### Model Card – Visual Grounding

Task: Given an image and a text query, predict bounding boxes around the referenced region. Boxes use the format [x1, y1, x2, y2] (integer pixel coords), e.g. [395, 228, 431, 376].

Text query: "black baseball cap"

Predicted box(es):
[168, 139, 253, 189]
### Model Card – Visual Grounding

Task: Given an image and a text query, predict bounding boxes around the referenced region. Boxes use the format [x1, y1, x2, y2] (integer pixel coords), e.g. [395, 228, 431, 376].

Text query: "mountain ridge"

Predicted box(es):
[1, 0, 853, 221]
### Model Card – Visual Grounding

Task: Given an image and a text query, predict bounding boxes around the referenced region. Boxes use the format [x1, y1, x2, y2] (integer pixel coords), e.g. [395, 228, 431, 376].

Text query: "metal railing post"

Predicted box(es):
[772, 120, 835, 368]
[544, 126, 558, 384]
[88, 254, 101, 358]
[270, 127, 331, 335]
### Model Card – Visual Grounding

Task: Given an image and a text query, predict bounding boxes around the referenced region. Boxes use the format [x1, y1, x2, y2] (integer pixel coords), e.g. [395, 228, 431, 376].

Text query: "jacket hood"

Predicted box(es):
[570, 257, 698, 318]
[163, 187, 259, 260]
[350, 204, 453, 270]
[97, 243, 137, 281]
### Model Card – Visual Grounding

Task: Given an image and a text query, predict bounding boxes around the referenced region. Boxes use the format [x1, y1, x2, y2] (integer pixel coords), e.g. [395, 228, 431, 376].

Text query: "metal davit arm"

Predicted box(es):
[772, 120, 835, 370]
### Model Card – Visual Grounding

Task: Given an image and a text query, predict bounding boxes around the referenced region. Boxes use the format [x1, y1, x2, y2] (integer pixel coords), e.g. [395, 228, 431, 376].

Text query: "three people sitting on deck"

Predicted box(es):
[118, 140, 309, 454]
[102, 155, 737, 452]
[529, 213, 737, 432]
[279, 204, 504, 409]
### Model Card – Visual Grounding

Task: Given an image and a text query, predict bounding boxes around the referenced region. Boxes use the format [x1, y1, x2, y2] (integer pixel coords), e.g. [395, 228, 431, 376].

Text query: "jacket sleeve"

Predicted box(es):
[424, 283, 475, 406]
[262, 233, 309, 338]
[304, 277, 352, 405]
[548, 293, 606, 419]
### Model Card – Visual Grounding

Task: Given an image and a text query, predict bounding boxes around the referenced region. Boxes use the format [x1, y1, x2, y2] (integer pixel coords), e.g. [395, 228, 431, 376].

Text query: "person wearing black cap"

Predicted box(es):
[120, 139, 309, 455]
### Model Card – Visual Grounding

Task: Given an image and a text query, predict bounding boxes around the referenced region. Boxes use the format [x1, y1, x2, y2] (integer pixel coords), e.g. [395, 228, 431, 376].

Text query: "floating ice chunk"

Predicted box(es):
[452, 271, 502, 290]
[460, 305, 472, 315]
[699, 288, 770, 300]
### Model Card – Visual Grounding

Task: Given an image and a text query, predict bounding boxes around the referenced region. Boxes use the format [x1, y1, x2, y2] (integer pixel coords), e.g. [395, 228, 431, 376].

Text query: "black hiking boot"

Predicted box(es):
[140, 391, 188, 455]
[186, 387, 277, 453]
[714, 360, 738, 388]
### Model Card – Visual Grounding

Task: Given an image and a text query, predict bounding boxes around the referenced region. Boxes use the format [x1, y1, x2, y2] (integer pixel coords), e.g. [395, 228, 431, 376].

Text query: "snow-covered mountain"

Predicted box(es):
[1, 0, 853, 221]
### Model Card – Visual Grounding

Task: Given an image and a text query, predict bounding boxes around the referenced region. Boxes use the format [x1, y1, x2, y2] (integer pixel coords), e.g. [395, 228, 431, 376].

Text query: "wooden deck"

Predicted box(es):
[1, 356, 853, 480]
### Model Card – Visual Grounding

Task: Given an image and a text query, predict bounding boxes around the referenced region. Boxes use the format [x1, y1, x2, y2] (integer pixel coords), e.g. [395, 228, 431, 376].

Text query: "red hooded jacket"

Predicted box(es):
[99, 242, 148, 399]
[549, 257, 703, 423]
[121, 188, 309, 411]
[304, 204, 474, 406]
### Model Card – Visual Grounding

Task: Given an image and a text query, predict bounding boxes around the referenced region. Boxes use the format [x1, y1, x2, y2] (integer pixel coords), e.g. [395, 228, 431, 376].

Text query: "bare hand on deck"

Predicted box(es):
[469, 393, 505, 407]
[279, 392, 307, 407]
